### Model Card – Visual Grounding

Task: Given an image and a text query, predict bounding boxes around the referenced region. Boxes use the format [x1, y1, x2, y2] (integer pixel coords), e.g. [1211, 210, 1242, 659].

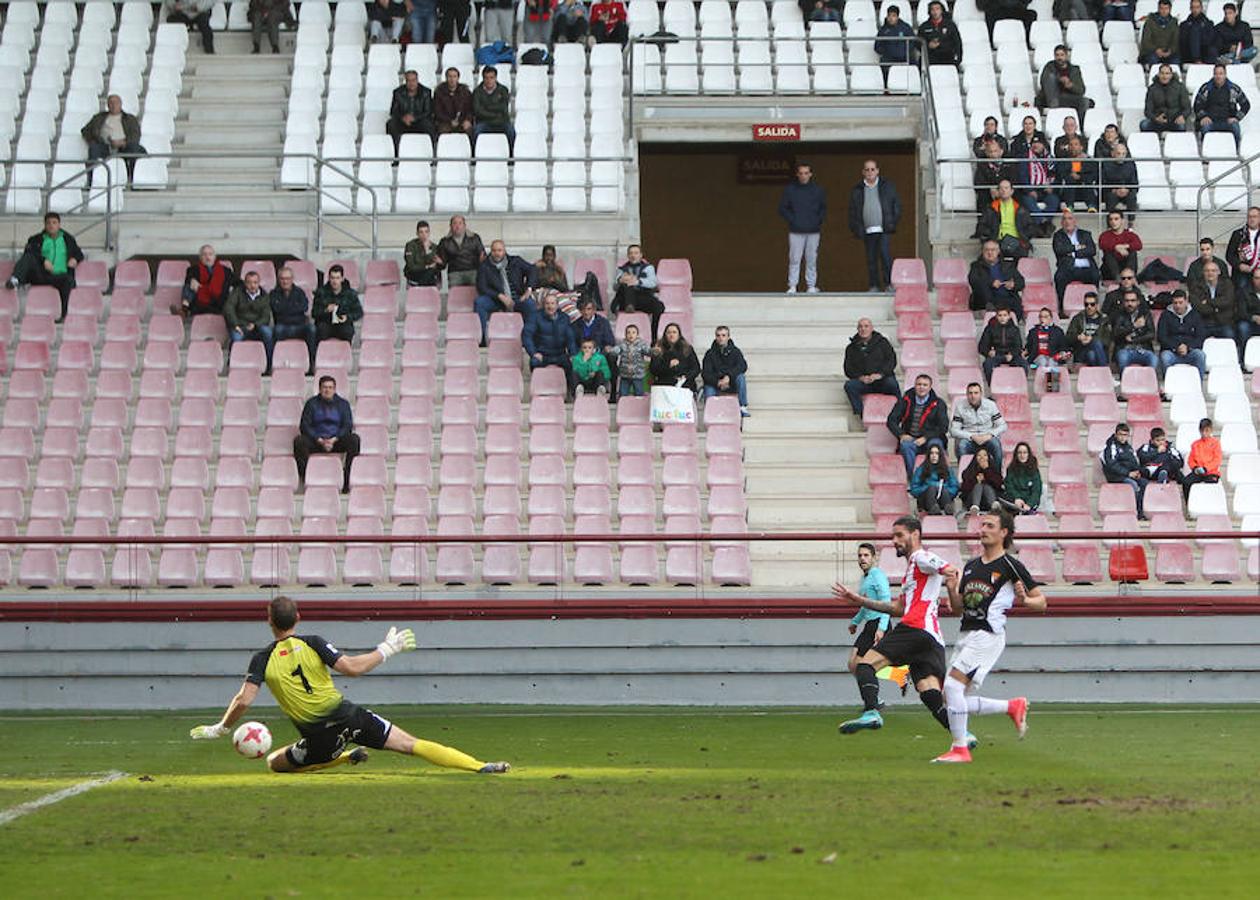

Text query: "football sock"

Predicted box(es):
[412, 738, 485, 772]
[968, 696, 1010, 715]
[944, 677, 970, 748]
[295, 750, 357, 773]
[919, 688, 950, 730]
[854, 663, 881, 711]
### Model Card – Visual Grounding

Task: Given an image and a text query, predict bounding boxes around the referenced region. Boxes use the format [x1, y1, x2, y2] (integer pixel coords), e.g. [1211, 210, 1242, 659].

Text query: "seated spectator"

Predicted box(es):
[1066, 291, 1111, 367]
[7, 212, 82, 321]
[1054, 136, 1100, 213]
[295, 376, 360, 494]
[950, 381, 1007, 460]
[1038, 47, 1092, 130]
[1235, 267, 1260, 347]
[270, 266, 316, 375]
[979, 306, 1028, 383]
[81, 94, 144, 186]
[979, 0, 1036, 43]
[590, 0, 629, 44]
[472, 66, 515, 152]
[551, 0, 590, 43]
[876, 5, 917, 78]
[572, 337, 612, 397]
[1190, 260, 1237, 339]
[1156, 289, 1207, 375]
[843, 317, 900, 416]
[249, 0, 290, 53]
[437, 214, 486, 288]
[475, 239, 536, 345]
[1054, 0, 1090, 19]
[1180, 0, 1220, 64]
[1100, 0, 1135, 23]
[1103, 269, 1147, 317]
[387, 70, 436, 158]
[164, 0, 215, 54]
[1216, 3, 1256, 64]
[1052, 210, 1100, 315]
[1183, 417, 1222, 499]
[312, 264, 363, 344]
[1009, 115, 1048, 158]
[1100, 422, 1149, 518]
[613, 322, 650, 397]
[531, 245, 569, 292]
[524, 0, 556, 43]
[1194, 63, 1250, 146]
[1051, 115, 1085, 159]
[1141, 63, 1191, 132]
[1140, 0, 1181, 66]
[1186, 236, 1230, 292]
[1099, 213, 1144, 281]
[886, 374, 949, 479]
[1138, 427, 1186, 485]
[368, 0, 406, 42]
[1225, 206, 1260, 291]
[918, 2, 962, 68]
[968, 240, 1025, 317]
[1000, 442, 1043, 514]
[611, 244, 665, 342]
[178, 244, 234, 318]
[974, 139, 1017, 229]
[225, 270, 275, 374]
[406, 0, 439, 43]
[1101, 142, 1139, 213]
[807, 0, 842, 22]
[572, 296, 616, 392]
[524, 293, 578, 394]
[961, 447, 1005, 515]
[1025, 307, 1069, 390]
[977, 180, 1034, 257]
[702, 325, 751, 417]
[1016, 136, 1059, 236]
[649, 322, 702, 393]
[910, 445, 959, 516]
[1110, 289, 1159, 370]
[434, 68, 474, 136]
[403, 220, 443, 287]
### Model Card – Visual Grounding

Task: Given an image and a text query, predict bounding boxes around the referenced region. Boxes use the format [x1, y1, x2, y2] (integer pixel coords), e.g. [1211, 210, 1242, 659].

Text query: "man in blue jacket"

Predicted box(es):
[523, 293, 578, 396]
[571, 296, 617, 395]
[294, 376, 360, 494]
[474, 239, 536, 345]
[778, 162, 827, 294]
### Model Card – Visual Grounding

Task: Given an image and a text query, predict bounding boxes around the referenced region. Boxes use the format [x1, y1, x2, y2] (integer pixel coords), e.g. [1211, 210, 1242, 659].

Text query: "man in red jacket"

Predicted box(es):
[590, 0, 628, 44]
[177, 244, 235, 318]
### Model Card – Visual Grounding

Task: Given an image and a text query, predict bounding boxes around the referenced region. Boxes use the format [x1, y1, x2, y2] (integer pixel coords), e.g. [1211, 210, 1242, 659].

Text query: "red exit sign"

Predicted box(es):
[752, 123, 801, 141]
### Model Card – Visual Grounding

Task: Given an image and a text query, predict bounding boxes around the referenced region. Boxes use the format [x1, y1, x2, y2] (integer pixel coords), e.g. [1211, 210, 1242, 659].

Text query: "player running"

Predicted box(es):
[190, 596, 510, 775]
[847, 542, 891, 674]
[832, 515, 957, 735]
[933, 510, 1046, 764]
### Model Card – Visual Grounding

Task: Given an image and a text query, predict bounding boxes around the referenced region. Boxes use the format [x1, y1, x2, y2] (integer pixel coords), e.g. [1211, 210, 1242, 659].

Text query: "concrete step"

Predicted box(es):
[748, 498, 860, 529]
[747, 468, 859, 494]
[189, 81, 289, 104]
[179, 125, 286, 148]
[176, 102, 282, 126]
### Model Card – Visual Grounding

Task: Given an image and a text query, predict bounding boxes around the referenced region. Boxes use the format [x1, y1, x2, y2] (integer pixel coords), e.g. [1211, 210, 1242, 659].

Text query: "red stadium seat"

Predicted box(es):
[893, 284, 929, 313]
[890, 257, 927, 286]
[1038, 392, 1076, 426]
[896, 312, 932, 342]
[1017, 257, 1052, 284]
[1083, 393, 1122, 425]
[1155, 544, 1195, 583]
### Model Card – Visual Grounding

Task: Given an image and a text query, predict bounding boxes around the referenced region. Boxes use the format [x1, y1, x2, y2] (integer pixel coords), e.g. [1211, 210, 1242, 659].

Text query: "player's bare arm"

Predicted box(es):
[945, 568, 963, 615]
[1015, 580, 1049, 612]
[190, 681, 260, 739]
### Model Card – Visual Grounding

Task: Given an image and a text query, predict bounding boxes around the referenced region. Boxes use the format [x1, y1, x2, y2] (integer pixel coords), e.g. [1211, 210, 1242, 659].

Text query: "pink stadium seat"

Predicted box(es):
[443, 367, 480, 399]
[1032, 364, 1072, 398]
[1019, 546, 1057, 583]
[616, 395, 650, 426]
[0, 457, 29, 491]
[1076, 366, 1115, 396]
[938, 312, 975, 342]
[1201, 543, 1240, 582]
[297, 516, 339, 587]
[434, 484, 474, 518]
[14, 340, 52, 372]
[359, 314, 396, 344]
[618, 513, 660, 584]
[341, 517, 384, 586]
[404, 311, 440, 342]
[444, 311, 480, 343]
[266, 397, 303, 429]
[218, 425, 258, 460]
[1126, 394, 1164, 427]
[987, 366, 1027, 398]
[111, 518, 156, 588]
[365, 259, 399, 287]
[1154, 543, 1195, 583]
[899, 338, 935, 373]
[362, 285, 398, 319]
[1052, 483, 1090, 517]
[439, 453, 478, 487]
[528, 454, 568, 488]
[31, 487, 71, 523]
[1098, 483, 1139, 516]
[936, 338, 973, 370]
[896, 311, 932, 342]
[440, 424, 477, 458]
[701, 396, 739, 428]
[211, 486, 252, 521]
[174, 425, 214, 458]
[1120, 366, 1159, 398]
[74, 261, 109, 293]
[574, 453, 612, 487]
[1082, 394, 1122, 425]
[388, 516, 429, 585]
[268, 340, 308, 374]
[35, 457, 74, 490]
[891, 257, 927, 286]
[136, 369, 176, 402]
[573, 484, 610, 517]
[572, 514, 614, 585]
[524, 514, 564, 583]
[157, 517, 201, 588]
[406, 286, 440, 315]
[170, 457, 210, 490]
[203, 517, 248, 588]
[529, 367, 567, 398]
[166, 486, 208, 523]
[477, 514, 521, 584]
[216, 456, 256, 490]
[1061, 543, 1103, 583]
[868, 454, 907, 487]
[664, 514, 704, 586]
[481, 421, 519, 457]
[257, 487, 296, 522]
[49, 369, 87, 402]
[315, 339, 352, 373]
[444, 340, 480, 372]
[1017, 257, 1052, 284]
[398, 366, 437, 398]
[189, 316, 229, 345]
[1037, 393, 1076, 426]
[114, 260, 152, 292]
[435, 514, 476, 585]
[619, 423, 654, 455]
[993, 392, 1031, 426]
[179, 397, 218, 429]
[285, 259, 317, 295]
[1021, 284, 1056, 318]
[1042, 423, 1081, 455]
[132, 397, 171, 430]
[186, 341, 224, 373]
[0, 488, 23, 521]
[128, 426, 169, 460]
[25, 287, 62, 319]
[1143, 483, 1183, 516]
[141, 340, 180, 372]
[261, 456, 300, 490]
[617, 453, 655, 487]
[1102, 513, 1142, 547]
[348, 485, 387, 520]
[19, 519, 63, 588]
[268, 370, 308, 401]
[482, 453, 521, 487]
[1047, 453, 1086, 486]
[893, 284, 930, 314]
[0, 426, 35, 461]
[860, 393, 898, 429]
[446, 284, 476, 314]
[529, 395, 566, 427]
[221, 397, 259, 429]
[1062, 283, 1092, 316]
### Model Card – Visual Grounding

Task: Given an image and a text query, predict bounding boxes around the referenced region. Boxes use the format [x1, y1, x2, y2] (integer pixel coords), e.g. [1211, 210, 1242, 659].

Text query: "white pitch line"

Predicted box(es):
[0, 771, 127, 827]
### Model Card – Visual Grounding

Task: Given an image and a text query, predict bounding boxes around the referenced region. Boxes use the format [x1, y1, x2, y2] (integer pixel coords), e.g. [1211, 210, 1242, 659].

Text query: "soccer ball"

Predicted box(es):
[233, 721, 272, 759]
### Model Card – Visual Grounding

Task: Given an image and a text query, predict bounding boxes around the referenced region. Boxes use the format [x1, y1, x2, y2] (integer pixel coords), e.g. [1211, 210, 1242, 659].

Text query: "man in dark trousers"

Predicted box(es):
[270, 266, 316, 375]
[1037, 45, 1092, 128]
[436, 214, 485, 287]
[386, 70, 436, 159]
[611, 244, 665, 342]
[294, 375, 360, 494]
[886, 373, 950, 479]
[978, 306, 1028, 384]
[843, 317, 900, 416]
[1052, 210, 1100, 317]
[968, 240, 1025, 318]
[7, 212, 83, 321]
[473, 239, 535, 345]
[312, 264, 363, 344]
[847, 159, 902, 292]
[701, 326, 751, 417]
[178, 244, 235, 318]
[778, 161, 827, 294]
[523, 293, 578, 395]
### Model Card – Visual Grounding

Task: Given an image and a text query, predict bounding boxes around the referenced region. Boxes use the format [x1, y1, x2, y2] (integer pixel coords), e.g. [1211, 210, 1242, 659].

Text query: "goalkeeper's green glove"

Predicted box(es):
[190, 723, 228, 740]
[376, 626, 416, 660]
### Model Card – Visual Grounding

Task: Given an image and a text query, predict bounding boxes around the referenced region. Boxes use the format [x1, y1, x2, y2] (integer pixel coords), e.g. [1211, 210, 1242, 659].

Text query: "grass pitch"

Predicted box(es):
[1, 705, 1258, 899]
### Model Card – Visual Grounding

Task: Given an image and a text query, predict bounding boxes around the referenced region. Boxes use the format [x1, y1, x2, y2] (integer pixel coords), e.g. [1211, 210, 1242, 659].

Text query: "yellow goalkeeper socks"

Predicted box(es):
[411, 738, 485, 772]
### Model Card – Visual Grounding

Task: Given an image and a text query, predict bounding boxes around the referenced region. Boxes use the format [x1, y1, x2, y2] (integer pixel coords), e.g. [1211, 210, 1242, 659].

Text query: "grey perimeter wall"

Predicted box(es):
[1, 617, 1258, 709]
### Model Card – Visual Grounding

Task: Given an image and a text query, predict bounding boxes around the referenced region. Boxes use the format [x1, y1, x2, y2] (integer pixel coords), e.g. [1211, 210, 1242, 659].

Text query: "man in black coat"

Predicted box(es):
[270, 265, 316, 375]
[1052, 210, 1100, 316]
[1224, 205, 1260, 291]
[843, 318, 900, 416]
[847, 159, 902, 292]
[978, 306, 1028, 384]
[886, 373, 949, 478]
[386, 70, 436, 158]
[968, 240, 1025, 318]
[701, 326, 750, 416]
[8, 212, 84, 320]
[474, 239, 535, 345]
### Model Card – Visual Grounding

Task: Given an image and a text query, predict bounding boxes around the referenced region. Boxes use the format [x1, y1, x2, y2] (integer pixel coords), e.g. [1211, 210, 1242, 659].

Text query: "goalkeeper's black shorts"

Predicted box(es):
[286, 701, 393, 767]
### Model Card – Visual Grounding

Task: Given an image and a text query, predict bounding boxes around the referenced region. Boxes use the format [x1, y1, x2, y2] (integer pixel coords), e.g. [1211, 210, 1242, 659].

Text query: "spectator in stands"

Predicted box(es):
[1100, 0, 1135, 22]
[524, 292, 578, 394]
[1156, 289, 1207, 375]
[613, 322, 650, 397]
[1103, 271, 1149, 317]
[961, 447, 1005, 516]
[918, 2, 962, 68]
[1216, 3, 1256, 63]
[650, 322, 702, 393]
[1194, 63, 1250, 146]
[1038, 46, 1092, 130]
[551, 0, 590, 44]
[407, 0, 439, 43]
[572, 296, 616, 393]
[1139, 427, 1186, 486]
[7, 212, 82, 321]
[475, 239, 536, 344]
[979, 306, 1028, 383]
[1140, 0, 1181, 66]
[437, 214, 486, 287]
[530, 245, 569, 292]
[270, 266, 316, 375]
[225, 270, 275, 374]
[876, 5, 917, 82]
[1099, 212, 1144, 281]
[387, 70, 436, 159]
[1236, 267, 1260, 347]
[972, 117, 1008, 158]
[1009, 116, 1049, 159]
[435, 68, 474, 136]
[1025, 307, 1069, 390]
[164, 0, 215, 54]
[950, 381, 1007, 461]
[1052, 210, 1100, 315]
[472, 67, 515, 152]
[702, 325, 751, 417]
[1110, 289, 1159, 370]
[572, 338, 612, 397]
[843, 317, 900, 416]
[979, 0, 1036, 43]
[1055, 136, 1100, 212]
[178, 244, 234, 318]
[1001, 442, 1042, 514]
[1183, 417, 1222, 498]
[312, 264, 363, 344]
[1100, 423, 1150, 518]
[847, 159, 902, 292]
[368, 0, 407, 42]
[81, 94, 144, 186]
[779, 162, 827, 294]
[524, 0, 557, 43]
[968, 239, 1025, 316]
[1056, 0, 1091, 18]
[1141, 63, 1191, 132]
[1101, 141, 1139, 214]
[294, 376, 360, 494]
[438, 0, 472, 43]
[612, 244, 664, 341]
[591, 0, 629, 44]
[806, 0, 842, 23]
[1225, 206, 1260, 291]
[1190, 260, 1238, 339]
[1051, 115, 1085, 159]
[974, 140, 1018, 231]
[482, 0, 517, 43]
[1187, 236, 1230, 291]
[909, 445, 959, 516]
[1066, 291, 1111, 367]
[1016, 137, 1059, 236]
[249, 0, 289, 53]
[404, 220, 443, 288]
[1093, 123, 1123, 160]
[886, 374, 949, 479]
[978, 180, 1034, 255]
[1180, 0, 1220, 63]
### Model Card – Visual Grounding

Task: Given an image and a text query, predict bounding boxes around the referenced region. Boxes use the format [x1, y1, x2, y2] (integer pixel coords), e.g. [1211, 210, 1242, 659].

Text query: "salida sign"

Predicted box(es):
[752, 123, 801, 141]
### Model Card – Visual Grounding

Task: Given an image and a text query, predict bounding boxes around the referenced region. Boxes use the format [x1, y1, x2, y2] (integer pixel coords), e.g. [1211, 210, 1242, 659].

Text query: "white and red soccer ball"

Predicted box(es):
[233, 721, 272, 759]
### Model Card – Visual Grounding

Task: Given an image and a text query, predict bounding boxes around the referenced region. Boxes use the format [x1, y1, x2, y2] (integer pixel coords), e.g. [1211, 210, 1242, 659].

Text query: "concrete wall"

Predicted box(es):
[2, 617, 1257, 709]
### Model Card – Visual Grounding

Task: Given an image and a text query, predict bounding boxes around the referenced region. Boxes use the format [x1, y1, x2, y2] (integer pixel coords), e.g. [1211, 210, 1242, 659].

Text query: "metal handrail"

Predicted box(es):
[1195, 148, 1258, 243]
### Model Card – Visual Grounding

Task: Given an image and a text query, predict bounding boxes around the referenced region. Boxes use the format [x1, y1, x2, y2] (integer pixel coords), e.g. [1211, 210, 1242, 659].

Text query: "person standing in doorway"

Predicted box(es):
[848, 159, 902, 292]
[778, 162, 827, 294]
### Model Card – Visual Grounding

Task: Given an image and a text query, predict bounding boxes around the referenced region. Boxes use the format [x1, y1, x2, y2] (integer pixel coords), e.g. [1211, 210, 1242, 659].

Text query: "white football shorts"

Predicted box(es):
[948, 629, 1007, 688]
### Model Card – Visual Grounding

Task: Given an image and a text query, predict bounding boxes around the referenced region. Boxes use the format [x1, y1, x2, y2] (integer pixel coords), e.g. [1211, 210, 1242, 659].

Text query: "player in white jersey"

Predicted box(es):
[933, 510, 1047, 764]
[832, 515, 958, 735]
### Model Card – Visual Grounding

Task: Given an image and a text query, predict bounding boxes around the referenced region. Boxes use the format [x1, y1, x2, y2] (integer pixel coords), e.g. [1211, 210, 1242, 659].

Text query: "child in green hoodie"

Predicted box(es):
[572, 337, 612, 397]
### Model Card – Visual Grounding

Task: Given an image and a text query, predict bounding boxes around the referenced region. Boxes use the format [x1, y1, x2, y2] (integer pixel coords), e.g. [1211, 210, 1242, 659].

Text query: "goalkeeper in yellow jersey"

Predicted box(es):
[190, 596, 510, 775]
